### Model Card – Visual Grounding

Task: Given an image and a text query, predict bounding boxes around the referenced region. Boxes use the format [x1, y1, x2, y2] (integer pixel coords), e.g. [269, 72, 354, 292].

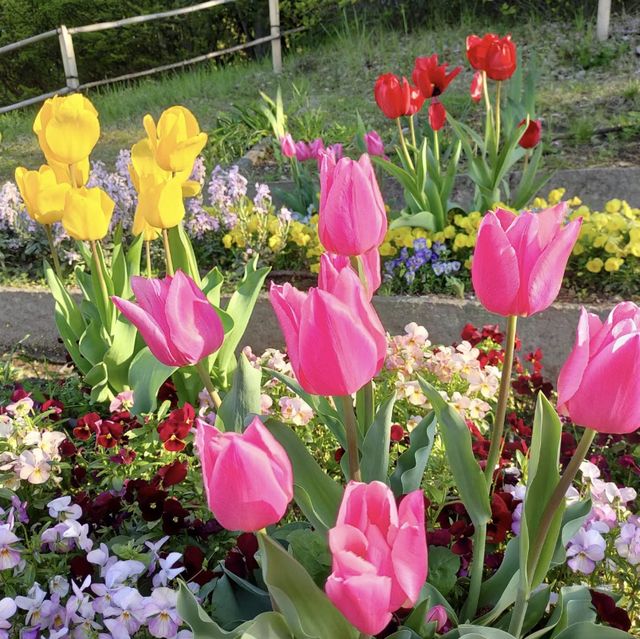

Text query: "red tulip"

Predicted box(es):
[407, 84, 426, 115]
[467, 33, 517, 81]
[518, 118, 542, 149]
[470, 71, 484, 103]
[412, 54, 461, 99]
[374, 73, 413, 119]
[428, 100, 447, 131]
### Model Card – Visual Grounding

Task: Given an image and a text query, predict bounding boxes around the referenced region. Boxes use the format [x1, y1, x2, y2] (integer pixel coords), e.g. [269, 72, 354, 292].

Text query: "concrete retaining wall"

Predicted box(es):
[0, 286, 610, 380]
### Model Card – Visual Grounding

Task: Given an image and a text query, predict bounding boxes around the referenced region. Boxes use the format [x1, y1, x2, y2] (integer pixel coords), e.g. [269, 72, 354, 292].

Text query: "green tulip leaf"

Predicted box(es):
[427, 546, 461, 597]
[217, 353, 262, 432]
[129, 347, 177, 415]
[458, 626, 517, 638]
[551, 622, 633, 639]
[361, 392, 396, 483]
[419, 379, 491, 526]
[258, 534, 359, 639]
[390, 412, 437, 496]
[266, 420, 342, 533]
[168, 223, 201, 282]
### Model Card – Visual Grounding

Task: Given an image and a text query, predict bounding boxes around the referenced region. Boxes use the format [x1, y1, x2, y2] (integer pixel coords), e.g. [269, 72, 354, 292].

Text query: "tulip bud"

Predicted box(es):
[518, 118, 542, 149]
[557, 303, 640, 435]
[195, 416, 293, 531]
[364, 130, 386, 157]
[471, 204, 581, 317]
[428, 100, 447, 131]
[33, 94, 100, 166]
[270, 264, 386, 396]
[426, 604, 448, 631]
[325, 482, 427, 635]
[374, 73, 413, 119]
[15, 165, 70, 225]
[62, 187, 115, 241]
[318, 153, 387, 256]
[112, 271, 225, 368]
[144, 106, 207, 174]
[470, 71, 484, 103]
[280, 133, 296, 159]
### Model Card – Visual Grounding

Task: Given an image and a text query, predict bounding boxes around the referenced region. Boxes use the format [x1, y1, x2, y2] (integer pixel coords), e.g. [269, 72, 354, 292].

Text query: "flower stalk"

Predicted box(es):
[194, 360, 222, 410]
[45, 224, 63, 280]
[162, 228, 175, 276]
[341, 395, 362, 481]
[396, 118, 415, 171]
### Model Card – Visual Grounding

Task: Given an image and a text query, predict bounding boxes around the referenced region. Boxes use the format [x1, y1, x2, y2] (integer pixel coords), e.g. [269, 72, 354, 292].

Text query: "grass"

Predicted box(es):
[0, 10, 639, 180]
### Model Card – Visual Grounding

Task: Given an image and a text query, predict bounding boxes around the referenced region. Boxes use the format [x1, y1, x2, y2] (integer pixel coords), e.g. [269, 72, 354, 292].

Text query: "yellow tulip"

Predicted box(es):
[62, 187, 114, 241]
[144, 106, 207, 174]
[136, 173, 185, 229]
[14, 165, 70, 225]
[33, 94, 100, 166]
[132, 205, 161, 242]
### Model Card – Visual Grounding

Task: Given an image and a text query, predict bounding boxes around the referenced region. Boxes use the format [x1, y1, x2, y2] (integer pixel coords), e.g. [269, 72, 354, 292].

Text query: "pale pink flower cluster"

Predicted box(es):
[278, 396, 314, 425]
[387, 323, 499, 421]
[0, 412, 66, 488]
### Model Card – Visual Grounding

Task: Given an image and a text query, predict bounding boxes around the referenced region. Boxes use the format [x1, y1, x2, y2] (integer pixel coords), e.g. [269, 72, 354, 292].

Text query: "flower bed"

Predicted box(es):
[1, 322, 638, 637]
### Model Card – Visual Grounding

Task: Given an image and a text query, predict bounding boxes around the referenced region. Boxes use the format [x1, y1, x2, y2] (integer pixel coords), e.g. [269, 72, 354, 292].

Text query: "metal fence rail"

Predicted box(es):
[0, 0, 286, 115]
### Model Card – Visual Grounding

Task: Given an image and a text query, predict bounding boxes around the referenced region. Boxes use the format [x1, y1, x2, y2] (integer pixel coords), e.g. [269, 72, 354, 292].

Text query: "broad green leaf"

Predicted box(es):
[552, 622, 632, 639]
[474, 571, 520, 627]
[550, 499, 592, 567]
[217, 354, 262, 432]
[282, 528, 331, 588]
[85, 362, 112, 403]
[78, 319, 108, 366]
[217, 256, 270, 379]
[44, 260, 85, 336]
[168, 223, 200, 282]
[125, 232, 144, 279]
[389, 210, 436, 231]
[427, 546, 460, 597]
[522, 394, 564, 588]
[419, 379, 491, 526]
[177, 582, 293, 639]
[479, 537, 519, 608]
[386, 630, 423, 639]
[458, 626, 517, 638]
[129, 347, 177, 415]
[549, 586, 596, 638]
[266, 420, 342, 533]
[202, 266, 225, 307]
[102, 318, 139, 391]
[258, 534, 358, 639]
[390, 412, 436, 496]
[361, 392, 396, 483]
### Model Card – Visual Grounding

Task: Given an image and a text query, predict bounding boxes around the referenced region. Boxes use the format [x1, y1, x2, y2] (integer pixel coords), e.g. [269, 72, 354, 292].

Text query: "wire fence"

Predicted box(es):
[0, 0, 293, 115]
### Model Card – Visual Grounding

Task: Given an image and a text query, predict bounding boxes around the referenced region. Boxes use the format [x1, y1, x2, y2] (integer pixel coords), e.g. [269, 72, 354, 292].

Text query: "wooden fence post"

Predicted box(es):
[268, 0, 282, 74]
[58, 25, 79, 90]
[597, 0, 612, 41]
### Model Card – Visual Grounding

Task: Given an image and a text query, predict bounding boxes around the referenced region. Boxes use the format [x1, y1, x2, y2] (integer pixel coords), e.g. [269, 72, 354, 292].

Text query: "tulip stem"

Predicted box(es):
[195, 360, 222, 410]
[433, 129, 441, 170]
[409, 115, 417, 149]
[145, 240, 152, 279]
[494, 81, 502, 155]
[523, 152, 530, 173]
[90, 240, 110, 314]
[340, 395, 361, 482]
[396, 118, 415, 172]
[461, 523, 486, 622]
[162, 228, 174, 276]
[484, 315, 517, 489]
[45, 224, 63, 280]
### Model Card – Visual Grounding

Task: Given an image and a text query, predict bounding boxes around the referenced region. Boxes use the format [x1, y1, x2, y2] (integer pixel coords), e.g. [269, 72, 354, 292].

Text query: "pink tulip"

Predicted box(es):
[471, 203, 581, 317]
[112, 270, 224, 367]
[309, 137, 325, 159]
[269, 260, 386, 396]
[325, 481, 427, 635]
[280, 133, 296, 159]
[364, 130, 386, 157]
[319, 153, 387, 256]
[320, 250, 381, 299]
[426, 605, 449, 631]
[557, 303, 640, 434]
[294, 141, 313, 162]
[195, 416, 293, 531]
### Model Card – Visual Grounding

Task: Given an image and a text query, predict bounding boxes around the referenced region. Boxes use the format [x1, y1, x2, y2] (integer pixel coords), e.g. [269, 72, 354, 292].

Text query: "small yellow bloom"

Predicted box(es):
[604, 257, 624, 272]
[443, 225, 456, 239]
[379, 242, 395, 256]
[144, 106, 208, 174]
[586, 258, 603, 273]
[547, 188, 565, 205]
[14, 165, 70, 225]
[222, 234, 233, 248]
[62, 187, 114, 241]
[605, 199, 621, 214]
[592, 236, 607, 249]
[33, 94, 100, 166]
[604, 240, 619, 254]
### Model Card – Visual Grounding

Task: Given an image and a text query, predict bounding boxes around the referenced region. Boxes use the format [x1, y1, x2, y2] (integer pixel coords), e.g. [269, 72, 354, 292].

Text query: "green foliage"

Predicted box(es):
[427, 546, 461, 597]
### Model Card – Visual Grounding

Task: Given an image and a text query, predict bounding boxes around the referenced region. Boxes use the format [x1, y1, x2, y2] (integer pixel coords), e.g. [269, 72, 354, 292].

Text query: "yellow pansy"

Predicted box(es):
[572, 243, 585, 256]
[62, 187, 114, 241]
[605, 199, 621, 214]
[144, 106, 208, 174]
[586, 258, 603, 273]
[14, 165, 70, 225]
[33, 94, 100, 166]
[604, 257, 624, 272]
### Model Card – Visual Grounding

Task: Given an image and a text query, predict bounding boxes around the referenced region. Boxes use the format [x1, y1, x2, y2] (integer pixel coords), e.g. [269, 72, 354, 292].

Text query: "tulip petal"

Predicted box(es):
[471, 214, 520, 316]
[563, 332, 640, 434]
[164, 271, 224, 364]
[112, 296, 181, 367]
[325, 573, 393, 636]
[526, 218, 581, 315]
[269, 282, 306, 379]
[536, 202, 567, 246]
[329, 525, 369, 557]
